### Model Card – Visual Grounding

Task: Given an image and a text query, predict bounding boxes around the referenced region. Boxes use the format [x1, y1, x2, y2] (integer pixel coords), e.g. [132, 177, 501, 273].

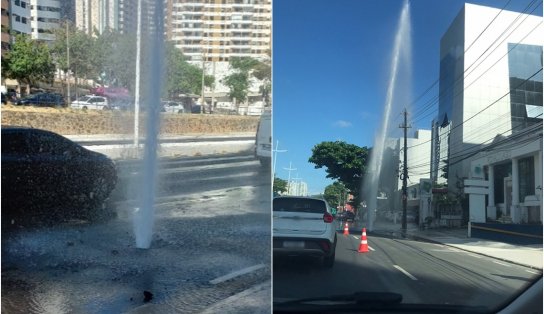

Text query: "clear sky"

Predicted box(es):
[273, 0, 542, 195]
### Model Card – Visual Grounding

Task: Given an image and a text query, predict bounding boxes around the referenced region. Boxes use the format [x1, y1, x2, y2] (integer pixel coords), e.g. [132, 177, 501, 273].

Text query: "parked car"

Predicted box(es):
[162, 101, 185, 113]
[70, 95, 109, 110]
[1, 127, 117, 225]
[16, 92, 65, 107]
[273, 196, 337, 268]
[110, 99, 133, 111]
[255, 109, 271, 167]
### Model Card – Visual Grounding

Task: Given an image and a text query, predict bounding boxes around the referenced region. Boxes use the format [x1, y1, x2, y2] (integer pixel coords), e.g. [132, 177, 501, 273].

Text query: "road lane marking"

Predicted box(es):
[351, 235, 375, 251]
[493, 261, 512, 267]
[465, 253, 482, 259]
[525, 270, 540, 275]
[393, 265, 418, 281]
[209, 264, 266, 285]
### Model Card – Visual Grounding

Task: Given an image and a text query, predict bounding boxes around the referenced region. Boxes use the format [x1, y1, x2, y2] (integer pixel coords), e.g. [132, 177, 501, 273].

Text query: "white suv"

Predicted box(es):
[71, 95, 109, 110]
[273, 196, 337, 267]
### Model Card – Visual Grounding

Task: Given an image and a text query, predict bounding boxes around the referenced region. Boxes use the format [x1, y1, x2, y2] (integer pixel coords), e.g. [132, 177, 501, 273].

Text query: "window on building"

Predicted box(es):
[14, 0, 20, 6]
[508, 43, 543, 131]
[21, 1, 26, 8]
[518, 156, 535, 202]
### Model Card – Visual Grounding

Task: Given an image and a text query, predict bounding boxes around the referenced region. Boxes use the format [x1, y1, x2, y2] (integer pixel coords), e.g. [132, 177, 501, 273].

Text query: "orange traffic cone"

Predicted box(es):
[343, 222, 349, 236]
[358, 228, 369, 253]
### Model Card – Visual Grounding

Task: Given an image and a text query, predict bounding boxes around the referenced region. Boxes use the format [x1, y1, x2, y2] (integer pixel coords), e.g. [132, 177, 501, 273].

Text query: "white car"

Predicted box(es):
[71, 95, 109, 110]
[162, 101, 185, 114]
[273, 196, 337, 268]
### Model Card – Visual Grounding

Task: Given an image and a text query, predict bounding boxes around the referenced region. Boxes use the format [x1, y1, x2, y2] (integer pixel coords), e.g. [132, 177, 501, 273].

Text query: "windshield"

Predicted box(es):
[272, 0, 543, 312]
[77, 96, 91, 102]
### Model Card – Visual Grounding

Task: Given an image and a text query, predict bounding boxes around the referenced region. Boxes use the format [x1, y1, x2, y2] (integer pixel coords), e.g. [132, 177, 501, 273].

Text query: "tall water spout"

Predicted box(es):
[363, 0, 412, 231]
[134, 0, 165, 249]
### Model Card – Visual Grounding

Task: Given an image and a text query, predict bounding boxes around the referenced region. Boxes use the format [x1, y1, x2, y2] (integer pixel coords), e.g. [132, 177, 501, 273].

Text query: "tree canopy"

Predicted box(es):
[1, 34, 56, 86]
[323, 181, 348, 209]
[309, 141, 370, 207]
[273, 177, 288, 195]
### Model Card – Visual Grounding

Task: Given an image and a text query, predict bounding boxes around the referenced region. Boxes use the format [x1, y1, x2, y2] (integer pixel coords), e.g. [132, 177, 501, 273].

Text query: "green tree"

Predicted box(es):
[51, 23, 99, 88]
[1, 34, 55, 86]
[163, 42, 213, 99]
[252, 58, 271, 106]
[309, 141, 370, 207]
[273, 177, 288, 195]
[323, 181, 348, 209]
[223, 57, 265, 110]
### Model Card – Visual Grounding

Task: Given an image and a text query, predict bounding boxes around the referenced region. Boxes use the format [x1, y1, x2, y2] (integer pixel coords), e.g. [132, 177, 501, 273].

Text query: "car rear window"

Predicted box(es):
[273, 198, 327, 213]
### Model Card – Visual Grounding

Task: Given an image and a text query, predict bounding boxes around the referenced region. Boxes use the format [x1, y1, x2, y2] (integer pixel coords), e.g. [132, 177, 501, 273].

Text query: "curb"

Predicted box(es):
[409, 234, 543, 271]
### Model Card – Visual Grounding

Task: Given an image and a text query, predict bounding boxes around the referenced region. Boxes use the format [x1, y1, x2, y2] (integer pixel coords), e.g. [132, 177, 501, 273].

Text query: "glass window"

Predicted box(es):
[518, 156, 535, 202]
[274, 198, 327, 213]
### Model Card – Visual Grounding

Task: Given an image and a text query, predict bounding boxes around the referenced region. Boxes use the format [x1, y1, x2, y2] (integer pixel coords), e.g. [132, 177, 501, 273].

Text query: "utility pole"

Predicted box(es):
[283, 162, 297, 195]
[272, 140, 287, 176]
[399, 108, 411, 234]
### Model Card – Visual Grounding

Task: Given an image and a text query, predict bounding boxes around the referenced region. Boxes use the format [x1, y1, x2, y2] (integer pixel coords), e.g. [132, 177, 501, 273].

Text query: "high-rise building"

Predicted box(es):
[76, 0, 119, 35]
[5, 0, 72, 42]
[165, 0, 271, 62]
[431, 3, 542, 192]
[1, 0, 11, 53]
[288, 180, 308, 197]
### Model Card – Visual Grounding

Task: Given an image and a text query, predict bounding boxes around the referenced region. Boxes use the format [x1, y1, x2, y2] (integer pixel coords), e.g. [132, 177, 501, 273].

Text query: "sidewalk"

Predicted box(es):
[200, 281, 271, 314]
[355, 220, 543, 270]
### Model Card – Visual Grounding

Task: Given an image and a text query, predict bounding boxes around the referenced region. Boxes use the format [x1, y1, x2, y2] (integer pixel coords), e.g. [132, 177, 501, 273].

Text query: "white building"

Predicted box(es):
[8, 0, 71, 42]
[288, 180, 308, 197]
[432, 3, 542, 225]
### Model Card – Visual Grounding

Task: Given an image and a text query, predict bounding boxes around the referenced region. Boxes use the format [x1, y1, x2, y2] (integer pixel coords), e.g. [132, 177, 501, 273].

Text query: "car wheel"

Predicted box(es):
[178, 109, 183, 114]
[323, 236, 337, 268]
[323, 249, 335, 268]
[83, 106, 88, 110]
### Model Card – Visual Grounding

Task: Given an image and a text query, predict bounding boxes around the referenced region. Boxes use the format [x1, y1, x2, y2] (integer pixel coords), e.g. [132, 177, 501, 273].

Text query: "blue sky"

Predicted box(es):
[273, 0, 542, 195]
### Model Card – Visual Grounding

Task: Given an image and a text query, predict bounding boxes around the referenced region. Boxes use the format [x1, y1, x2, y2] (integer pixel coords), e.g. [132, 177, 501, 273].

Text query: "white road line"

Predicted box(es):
[465, 253, 482, 259]
[525, 269, 540, 275]
[493, 261, 512, 267]
[352, 235, 359, 240]
[209, 264, 266, 285]
[393, 265, 418, 281]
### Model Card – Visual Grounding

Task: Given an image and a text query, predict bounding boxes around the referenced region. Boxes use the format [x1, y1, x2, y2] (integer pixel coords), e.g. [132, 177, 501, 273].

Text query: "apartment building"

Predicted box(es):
[165, 0, 271, 62]
[1, 0, 10, 53]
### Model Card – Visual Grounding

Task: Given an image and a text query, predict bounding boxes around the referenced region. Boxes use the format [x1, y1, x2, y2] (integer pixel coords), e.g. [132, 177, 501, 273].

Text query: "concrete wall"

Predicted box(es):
[1, 106, 259, 135]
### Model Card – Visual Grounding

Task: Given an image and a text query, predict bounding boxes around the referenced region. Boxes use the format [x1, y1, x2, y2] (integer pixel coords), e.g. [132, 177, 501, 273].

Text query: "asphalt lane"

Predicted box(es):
[2, 153, 271, 313]
[273, 229, 541, 311]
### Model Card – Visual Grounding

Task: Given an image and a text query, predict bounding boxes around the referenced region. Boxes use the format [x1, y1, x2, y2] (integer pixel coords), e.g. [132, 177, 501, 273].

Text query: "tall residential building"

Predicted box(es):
[288, 180, 308, 197]
[1, 0, 10, 53]
[431, 3, 542, 192]
[6, 0, 70, 42]
[165, 0, 271, 62]
[76, 0, 119, 35]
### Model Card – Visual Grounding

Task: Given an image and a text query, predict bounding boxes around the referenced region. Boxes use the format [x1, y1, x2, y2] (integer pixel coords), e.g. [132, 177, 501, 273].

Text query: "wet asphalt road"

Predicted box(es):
[2, 153, 271, 313]
[273, 221, 542, 312]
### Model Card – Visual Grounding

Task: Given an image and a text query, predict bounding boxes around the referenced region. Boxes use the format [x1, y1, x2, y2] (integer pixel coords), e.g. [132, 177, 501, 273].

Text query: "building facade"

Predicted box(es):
[432, 3, 543, 226]
[165, 0, 271, 62]
[433, 3, 543, 194]
[1, 0, 10, 53]
[287, 180, 308, 197]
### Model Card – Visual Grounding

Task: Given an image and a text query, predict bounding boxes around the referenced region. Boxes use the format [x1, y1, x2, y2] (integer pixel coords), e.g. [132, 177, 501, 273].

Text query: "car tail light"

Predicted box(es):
[323, 212, 334, 223]
[320, 240, 330, 252]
